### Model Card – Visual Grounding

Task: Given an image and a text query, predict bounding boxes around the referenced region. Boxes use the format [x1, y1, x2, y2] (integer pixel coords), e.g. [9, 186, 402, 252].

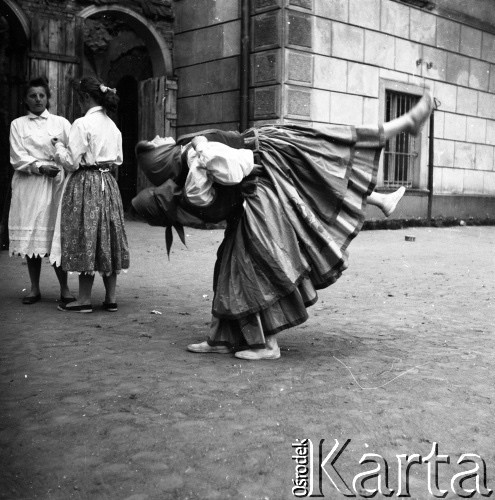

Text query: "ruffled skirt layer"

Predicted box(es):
[8, 170, 65, 258]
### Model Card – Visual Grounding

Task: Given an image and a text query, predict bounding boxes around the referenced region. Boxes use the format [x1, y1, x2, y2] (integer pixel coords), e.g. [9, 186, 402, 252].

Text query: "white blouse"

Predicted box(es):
[10, 110, 71, 174]
[184, 140, 254, 207]
[54, 106, 122, 171]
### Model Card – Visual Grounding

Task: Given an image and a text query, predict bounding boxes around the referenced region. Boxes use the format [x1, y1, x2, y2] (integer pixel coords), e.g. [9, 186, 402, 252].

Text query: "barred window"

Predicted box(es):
[383, 90, 420, 188]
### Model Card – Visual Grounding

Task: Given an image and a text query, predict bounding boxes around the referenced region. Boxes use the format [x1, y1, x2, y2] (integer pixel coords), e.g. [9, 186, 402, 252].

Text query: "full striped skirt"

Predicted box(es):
[208, 124, 384, 348]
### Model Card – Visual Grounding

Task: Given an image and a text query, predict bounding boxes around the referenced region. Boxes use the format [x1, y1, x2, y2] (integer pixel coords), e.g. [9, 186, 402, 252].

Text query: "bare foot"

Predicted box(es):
[406, 92, 434, 136]
[381, 186, 406, 217]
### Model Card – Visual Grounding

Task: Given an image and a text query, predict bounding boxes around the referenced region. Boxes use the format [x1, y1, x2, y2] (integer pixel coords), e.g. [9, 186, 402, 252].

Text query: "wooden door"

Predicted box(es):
[137, 76, 177, 192]
[28, 15, 83, 121]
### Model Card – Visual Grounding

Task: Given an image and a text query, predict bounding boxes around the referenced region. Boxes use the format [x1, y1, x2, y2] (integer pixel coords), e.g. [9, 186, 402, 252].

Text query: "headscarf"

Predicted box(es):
[135, 138, 185, 187]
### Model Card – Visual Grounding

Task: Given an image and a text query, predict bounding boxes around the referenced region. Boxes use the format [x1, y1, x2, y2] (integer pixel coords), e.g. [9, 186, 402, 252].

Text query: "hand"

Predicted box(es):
[40, 164, 60, 177]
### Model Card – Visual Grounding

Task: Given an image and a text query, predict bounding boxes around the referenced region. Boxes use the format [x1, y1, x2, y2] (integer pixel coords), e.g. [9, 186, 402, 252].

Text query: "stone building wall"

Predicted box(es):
[174, 0, 495, 219]
[174, 0, 242, 135]
[3, 0, 494, 220]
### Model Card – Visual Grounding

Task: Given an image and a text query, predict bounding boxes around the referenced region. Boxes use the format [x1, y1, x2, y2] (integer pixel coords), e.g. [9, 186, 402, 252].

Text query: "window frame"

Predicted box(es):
[378, 79, 429, 190]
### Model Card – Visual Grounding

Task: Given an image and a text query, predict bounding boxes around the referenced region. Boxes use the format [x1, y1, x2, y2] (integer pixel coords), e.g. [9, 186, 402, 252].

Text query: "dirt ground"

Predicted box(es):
[0, 221, 494, 500]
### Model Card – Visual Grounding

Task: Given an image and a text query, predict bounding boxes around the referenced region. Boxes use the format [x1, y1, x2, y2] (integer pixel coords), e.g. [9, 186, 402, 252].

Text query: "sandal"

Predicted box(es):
[22, 294, 41, 305]
[102, 301, 118, 312]
[58, 302, 93, 313]
[59, 296, 76, 305]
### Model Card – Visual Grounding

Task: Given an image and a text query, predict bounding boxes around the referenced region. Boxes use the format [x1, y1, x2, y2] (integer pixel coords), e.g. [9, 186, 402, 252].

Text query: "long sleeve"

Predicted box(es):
[60, 119, 71, 147]
[116, 131, 123, 166]
[184, 147, 215, 207]
[195, 142, 254, 185]
[9, 121, 41, 175]
[54, 120, 88, 172]
[184, 141, 255, 207]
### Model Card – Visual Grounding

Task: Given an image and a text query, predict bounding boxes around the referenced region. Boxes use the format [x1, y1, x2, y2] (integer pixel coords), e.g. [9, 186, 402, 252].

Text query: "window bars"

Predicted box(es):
[384, 90, 420, 188]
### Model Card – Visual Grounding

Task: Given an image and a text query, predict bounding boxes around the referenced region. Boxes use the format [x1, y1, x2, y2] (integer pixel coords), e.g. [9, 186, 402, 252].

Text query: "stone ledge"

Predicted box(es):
[363, 216, 495, 230]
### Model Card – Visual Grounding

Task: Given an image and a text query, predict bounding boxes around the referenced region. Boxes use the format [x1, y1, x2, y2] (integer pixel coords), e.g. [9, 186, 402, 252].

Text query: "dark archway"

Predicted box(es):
[78, 5, 172, 78]
[0, 0, 29, 249]
[116, 75, 138, 210]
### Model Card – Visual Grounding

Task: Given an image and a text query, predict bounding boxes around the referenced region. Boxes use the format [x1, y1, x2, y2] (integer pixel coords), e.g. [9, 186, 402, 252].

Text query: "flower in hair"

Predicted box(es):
[99, 84, 117, 94]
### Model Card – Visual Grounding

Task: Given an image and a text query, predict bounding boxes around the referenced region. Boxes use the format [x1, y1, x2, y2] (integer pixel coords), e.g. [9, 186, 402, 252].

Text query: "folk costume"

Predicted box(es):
[132, 123, 384, 350]
[51, 106, 129, 276]
[9, 110, 70, 258]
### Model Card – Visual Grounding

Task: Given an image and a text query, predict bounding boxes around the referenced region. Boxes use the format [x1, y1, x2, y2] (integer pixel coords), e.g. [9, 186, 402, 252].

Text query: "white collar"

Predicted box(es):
[27, 109, 50, 120]
[85, 106, 104, 116]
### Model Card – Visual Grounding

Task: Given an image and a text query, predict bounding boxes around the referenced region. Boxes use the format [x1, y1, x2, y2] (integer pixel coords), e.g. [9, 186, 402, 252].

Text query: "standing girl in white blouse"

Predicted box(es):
[53, 76, 129, 313]
[9, 76, 74, 305]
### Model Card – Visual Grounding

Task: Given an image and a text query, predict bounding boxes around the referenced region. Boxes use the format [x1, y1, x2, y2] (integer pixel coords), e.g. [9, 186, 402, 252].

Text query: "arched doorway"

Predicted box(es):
[77, 5, 176, 201]
[0, 0, 29, 249]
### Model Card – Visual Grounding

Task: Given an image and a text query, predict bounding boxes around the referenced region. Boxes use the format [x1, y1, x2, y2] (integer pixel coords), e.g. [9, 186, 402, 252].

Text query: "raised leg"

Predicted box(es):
[383, 92, 434, 139]
[368, 187, 406, 217]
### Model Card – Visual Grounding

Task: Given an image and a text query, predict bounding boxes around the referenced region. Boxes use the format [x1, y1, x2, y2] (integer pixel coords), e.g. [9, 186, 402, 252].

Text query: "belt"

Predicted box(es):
[241, 128, 260, 152]
[80, 163, 115, 170]
[80, 164, 113, 191]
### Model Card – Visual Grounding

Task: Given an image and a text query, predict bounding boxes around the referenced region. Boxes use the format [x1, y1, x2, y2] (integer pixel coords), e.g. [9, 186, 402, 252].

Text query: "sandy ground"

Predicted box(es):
[0, 221, 494, 500]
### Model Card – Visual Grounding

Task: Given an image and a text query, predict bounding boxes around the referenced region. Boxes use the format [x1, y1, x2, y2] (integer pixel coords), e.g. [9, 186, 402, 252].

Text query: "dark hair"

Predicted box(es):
[25, 76, 51, 109]
[72, 76, 119, 113]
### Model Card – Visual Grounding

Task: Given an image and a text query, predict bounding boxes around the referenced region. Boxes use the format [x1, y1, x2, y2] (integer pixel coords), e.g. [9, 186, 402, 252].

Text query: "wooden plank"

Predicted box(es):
[29, 58, 44, 81]
[165, 78, 177, 138]
[146, 78, 153, 138]
[28, 51, 79, 64]
[65, 18, 76, 57]
[38, 59, 48, 80]
[154, 78, 161, 135]
[48, 18, 61, 55]
[36, 17, 50, 53]
[59, 63, 68, 120]
[160, 76, 166, 134]
[74, 17, 84, 79]
[138, 79, 145, 140]
[137, 78, 154, 191]
[47, 60, 59, 115]
[64, 63, 76, 121]
[29, 59, 37, 79]
[30, 17, 41, 52]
